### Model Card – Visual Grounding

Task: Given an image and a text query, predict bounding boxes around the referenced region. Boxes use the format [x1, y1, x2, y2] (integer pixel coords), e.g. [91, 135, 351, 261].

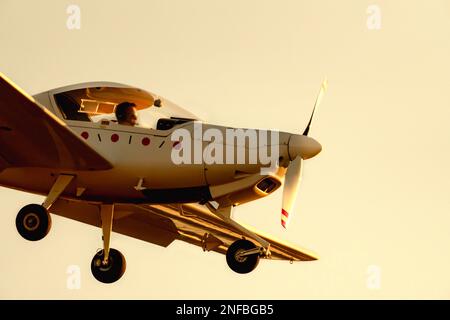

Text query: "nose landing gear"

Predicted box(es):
[206, 203, 271, 274]
[226, 239, 261, 274]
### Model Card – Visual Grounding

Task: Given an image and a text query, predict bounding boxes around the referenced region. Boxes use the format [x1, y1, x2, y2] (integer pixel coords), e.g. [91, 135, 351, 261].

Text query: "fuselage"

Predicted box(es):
[0, 82, 295, 206]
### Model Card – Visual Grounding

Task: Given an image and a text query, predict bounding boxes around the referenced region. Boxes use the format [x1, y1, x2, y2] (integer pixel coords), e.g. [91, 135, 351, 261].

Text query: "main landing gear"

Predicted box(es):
[90, 204, 126, 284]
[16, 174, 74, 241]
[91, 248, 126, 284]
[16, 204, 51, 241]
[15, 174, 126, 284]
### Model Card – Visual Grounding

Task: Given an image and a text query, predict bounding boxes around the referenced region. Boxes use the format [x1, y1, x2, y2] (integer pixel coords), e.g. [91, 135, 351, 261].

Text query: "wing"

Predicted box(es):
[0, 72, 112, 171]
[50, 199, 318, 261]
[136, 203, 319, 261]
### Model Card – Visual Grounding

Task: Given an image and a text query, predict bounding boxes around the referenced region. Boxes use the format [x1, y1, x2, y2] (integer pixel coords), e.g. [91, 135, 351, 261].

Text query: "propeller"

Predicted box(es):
[281, 79, 328, 229]
[303, 79, 328, 136]
[281, 156, 302, 228]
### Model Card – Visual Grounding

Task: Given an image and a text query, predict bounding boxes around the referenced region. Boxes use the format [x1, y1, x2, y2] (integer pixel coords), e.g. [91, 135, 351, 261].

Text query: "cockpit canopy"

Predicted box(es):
[50, 83, 199, 130]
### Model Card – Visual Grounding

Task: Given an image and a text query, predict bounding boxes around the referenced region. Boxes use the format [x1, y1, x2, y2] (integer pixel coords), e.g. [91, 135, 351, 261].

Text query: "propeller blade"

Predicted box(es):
[281, 156, 303, 229]
[303, 78, 328, 136]
[280, 79, 327, 229]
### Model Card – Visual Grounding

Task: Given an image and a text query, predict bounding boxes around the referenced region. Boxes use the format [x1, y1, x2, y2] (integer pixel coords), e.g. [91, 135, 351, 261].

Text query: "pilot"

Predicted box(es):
[115, 102, 138, 126]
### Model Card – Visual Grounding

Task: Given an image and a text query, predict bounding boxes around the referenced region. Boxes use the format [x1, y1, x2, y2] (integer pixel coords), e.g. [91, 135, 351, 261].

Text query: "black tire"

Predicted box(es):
[226, 239, 260, 274]
[91, 248, 126, 284]
[15, 204, 51, 241]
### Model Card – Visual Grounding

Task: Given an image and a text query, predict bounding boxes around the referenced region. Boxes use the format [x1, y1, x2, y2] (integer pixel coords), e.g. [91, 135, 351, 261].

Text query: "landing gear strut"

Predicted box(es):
[90, 204, 126, 284]
[16, 174, 74, 241]
[14, 175, 126, 284]
[205, 203, 270, 274]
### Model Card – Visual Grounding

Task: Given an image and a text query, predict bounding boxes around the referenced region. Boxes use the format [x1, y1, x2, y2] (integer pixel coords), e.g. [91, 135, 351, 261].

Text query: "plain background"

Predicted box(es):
[0, 0, 449, 299]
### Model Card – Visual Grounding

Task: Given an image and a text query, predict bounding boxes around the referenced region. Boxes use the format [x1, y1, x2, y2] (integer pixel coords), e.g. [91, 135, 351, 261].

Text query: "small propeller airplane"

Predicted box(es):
[0, 72, 326, 283]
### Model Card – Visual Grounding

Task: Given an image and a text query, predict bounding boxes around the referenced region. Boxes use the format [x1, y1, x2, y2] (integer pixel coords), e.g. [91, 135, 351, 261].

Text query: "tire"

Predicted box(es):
[15, 204, 51, 241]
[91, 248, 126, 284]
[226, 239, 260, 274]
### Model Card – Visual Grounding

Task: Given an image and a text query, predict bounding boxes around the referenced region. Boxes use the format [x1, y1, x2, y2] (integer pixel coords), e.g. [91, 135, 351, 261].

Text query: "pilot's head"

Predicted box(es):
[115, 102, 138, 126]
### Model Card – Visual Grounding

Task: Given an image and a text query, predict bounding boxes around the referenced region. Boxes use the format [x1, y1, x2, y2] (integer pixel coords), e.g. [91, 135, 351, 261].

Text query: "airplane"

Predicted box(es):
[0, 72, 326, 284]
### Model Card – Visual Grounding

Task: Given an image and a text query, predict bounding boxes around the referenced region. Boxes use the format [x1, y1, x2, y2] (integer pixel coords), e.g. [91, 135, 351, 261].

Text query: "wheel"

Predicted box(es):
[15, 204, 51, 241]
[91, 248, 126, 284]
[226, 239, 260, 274]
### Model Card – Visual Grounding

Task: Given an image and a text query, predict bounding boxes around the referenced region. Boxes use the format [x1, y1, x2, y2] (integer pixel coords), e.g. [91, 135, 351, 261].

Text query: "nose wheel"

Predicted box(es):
[91, 248, 126, 284]
[226, 239, 260, 274]
[16, 204, 51, 241]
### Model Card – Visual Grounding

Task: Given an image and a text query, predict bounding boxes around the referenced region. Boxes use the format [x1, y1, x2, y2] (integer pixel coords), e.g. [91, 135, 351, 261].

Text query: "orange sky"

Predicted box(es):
[0, 0, 449, 299]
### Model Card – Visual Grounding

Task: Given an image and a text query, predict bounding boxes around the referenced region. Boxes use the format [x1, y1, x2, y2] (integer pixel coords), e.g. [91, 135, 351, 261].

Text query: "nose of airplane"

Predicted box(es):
[288, 134, 322, 160]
